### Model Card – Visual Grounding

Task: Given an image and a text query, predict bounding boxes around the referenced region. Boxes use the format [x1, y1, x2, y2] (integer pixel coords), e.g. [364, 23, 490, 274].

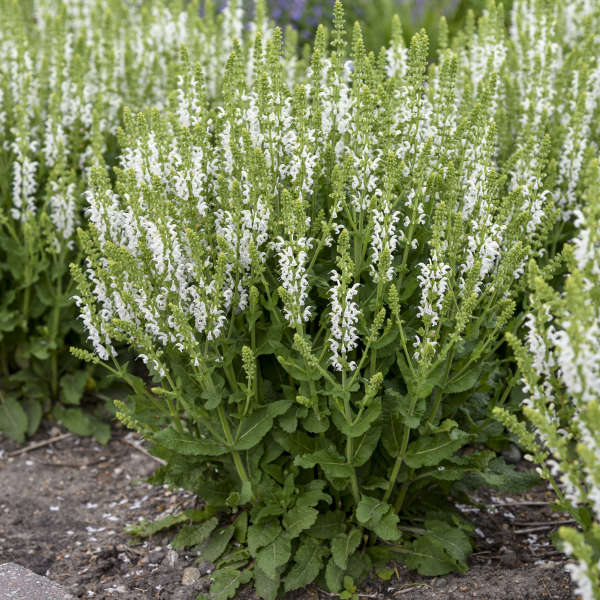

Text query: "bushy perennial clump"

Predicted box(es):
[72, 0, 600, 596]
[495, 161, 600, 600]
[0, 0, 267, 441]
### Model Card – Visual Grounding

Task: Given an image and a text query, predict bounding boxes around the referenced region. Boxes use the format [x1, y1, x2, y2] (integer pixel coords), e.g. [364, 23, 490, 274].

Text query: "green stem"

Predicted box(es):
[217, 404, 255, 500]
[343, 372, 361, 505]
[394, 473, 413, 513]
[383, 391, 419, 507]
[50, 275, 63, 400]
[0, 341, 8, 378]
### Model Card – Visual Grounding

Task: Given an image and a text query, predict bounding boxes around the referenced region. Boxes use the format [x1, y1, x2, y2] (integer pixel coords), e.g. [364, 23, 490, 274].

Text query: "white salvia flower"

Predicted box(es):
[48, 180, 78, 248]
[370, 198, 401, 282]
[565, 562, 594, 600]
[276, 237, 313, 326]
[328, 271, 360, 372]
[416, 252, 451, 328]
[74, 300, 114, 361]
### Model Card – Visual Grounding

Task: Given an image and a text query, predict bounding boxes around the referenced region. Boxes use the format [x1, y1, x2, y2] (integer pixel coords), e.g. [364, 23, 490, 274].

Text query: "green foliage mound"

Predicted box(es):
[0, 0, 262, 442]
[71, 0, 600, 596]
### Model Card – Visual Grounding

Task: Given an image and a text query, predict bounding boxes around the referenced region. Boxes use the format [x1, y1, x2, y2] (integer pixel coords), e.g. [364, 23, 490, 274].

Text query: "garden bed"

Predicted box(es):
[0, 424, 574, 599]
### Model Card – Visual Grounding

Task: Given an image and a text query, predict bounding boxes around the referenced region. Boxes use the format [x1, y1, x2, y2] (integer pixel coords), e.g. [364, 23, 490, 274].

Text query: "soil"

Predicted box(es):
[0, 423, 576, 600]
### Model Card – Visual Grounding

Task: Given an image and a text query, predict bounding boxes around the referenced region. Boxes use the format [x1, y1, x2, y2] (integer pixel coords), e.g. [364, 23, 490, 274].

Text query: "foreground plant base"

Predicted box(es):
[0, 427, 575, 600]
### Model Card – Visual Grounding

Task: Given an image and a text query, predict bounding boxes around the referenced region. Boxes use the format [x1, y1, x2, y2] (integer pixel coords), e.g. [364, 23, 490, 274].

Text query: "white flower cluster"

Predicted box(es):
[73, 0, 600, 382]
[499, 163, 600, 599]
[329, 271, 361, 372]
[0, 0, 250, 249]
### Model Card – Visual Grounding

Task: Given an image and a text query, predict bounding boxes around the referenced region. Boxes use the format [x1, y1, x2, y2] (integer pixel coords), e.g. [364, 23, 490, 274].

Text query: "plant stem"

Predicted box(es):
[217, 404, 254, 500]
[343, 372, 361, 505]
[394, 473, 413, 513]
[383, 392, 418, 506]
[50, 274, 62, 400]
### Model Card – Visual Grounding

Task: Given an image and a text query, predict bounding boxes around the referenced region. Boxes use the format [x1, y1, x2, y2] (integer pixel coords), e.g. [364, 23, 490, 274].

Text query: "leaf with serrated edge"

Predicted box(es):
[172, 517, 218, 549]
[254, 566, 280, 600]
[325, 558, 344, 593]
[256, 534, 291, 579]
[199, 525, 234, 562]
[283, 538, 327, 592]
[331, 528, 362, 569]
[154, 427, 227, 456]
[356, 496, 389, 525]
[210, 568, 252, 600]
[248, 520, 281, 554]
[404, 431, 469, 468]
[282, 504, 318, 538]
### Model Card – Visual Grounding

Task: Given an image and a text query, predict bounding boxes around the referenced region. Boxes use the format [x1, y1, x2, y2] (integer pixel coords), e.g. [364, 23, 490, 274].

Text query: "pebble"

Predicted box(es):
[147, 548, 165, 564]
[181, 567, 201, 586]
[196, 560, 214, 576]
[500, 547, 518, 567]
[171, 588, 197, 600]
[161, 549, 179, 569]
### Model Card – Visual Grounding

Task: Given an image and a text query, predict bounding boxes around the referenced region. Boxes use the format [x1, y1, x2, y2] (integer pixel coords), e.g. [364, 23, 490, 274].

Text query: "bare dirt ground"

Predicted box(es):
[0, 423, 575, 600]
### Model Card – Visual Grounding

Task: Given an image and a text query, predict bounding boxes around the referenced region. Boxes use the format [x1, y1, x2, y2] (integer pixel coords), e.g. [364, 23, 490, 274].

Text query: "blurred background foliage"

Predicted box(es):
[241, 0, 513, 54]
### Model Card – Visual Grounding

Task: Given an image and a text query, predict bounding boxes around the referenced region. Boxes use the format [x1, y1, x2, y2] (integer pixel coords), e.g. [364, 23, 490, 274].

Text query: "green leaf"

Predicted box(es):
[234, 400, 291, 451]
[272, 429, 319, 455]
[446, 365, 482, 394]
[477, 457, 540, 493]
[356, 496, 390, 525]
[22, 398, 42, 437]
[331, 528, 362, 570]
[372, 510, 401, 541]
[296, 480, 332, 507]
[282, 504, 319, 538]
[53, 405, 93, 437]
[376, 568, 394, 581]
[92, 420, 111, 445]
[153, 427, 228, 456]
[200, 525, 235, 562]
[60, 370, 89, 405]
[325, 558, 344, 593]
[256, 534, 292, 579]
[331, 399, 381, 438]
[351, 424, 381, 466]
[0, 396, 28, 443]
[127, 512, 190, 537]
[233, 512, 248, 543]
[308, 511, 346, 539]
[277, 354, 321, 382]
[171, 517, 218, 549]
[402, 521, 471, 576]
[294, 447, 354, 480]
[234, 410, 273, 451]
[284, 537, 327, 592]
[404, 430, 469, 468]
[254, 566, 280, 600]
[210, 568, 252, 600]
[248, 520, 282, 554]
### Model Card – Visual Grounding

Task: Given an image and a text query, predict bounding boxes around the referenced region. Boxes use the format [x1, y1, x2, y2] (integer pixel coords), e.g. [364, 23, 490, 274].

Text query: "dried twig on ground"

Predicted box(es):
[5, 433, 72, 458]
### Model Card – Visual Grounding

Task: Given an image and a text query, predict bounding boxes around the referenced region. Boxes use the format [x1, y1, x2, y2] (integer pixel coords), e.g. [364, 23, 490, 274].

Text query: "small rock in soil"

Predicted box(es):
[162, 548, 179, 570]
[196, 560, 214, 576]
[171, 587, 199, 600]
[500, 548, 518, 567]
[147, 548, 165, 564]
[181, 566, 201, 586]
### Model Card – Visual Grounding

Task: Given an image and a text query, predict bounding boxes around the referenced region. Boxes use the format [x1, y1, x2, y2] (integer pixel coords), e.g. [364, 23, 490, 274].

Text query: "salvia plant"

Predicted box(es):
[494, 160, 600, 600]
[70, 0, 600, 596]
[0, 0, 266, 442]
